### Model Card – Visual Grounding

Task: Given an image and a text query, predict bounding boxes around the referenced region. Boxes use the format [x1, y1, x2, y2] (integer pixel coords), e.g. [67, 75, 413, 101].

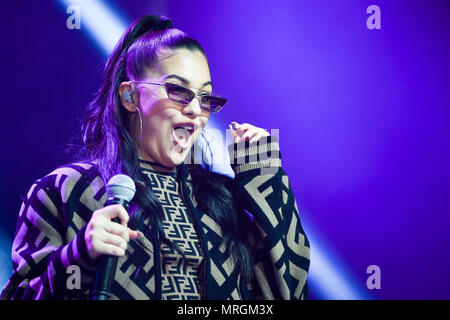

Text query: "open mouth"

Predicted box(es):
[172, 123, 195, 150]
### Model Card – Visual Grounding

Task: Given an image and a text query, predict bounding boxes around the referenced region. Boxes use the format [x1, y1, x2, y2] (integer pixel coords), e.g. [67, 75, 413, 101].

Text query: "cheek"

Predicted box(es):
[140, 96, 171, 126]
[142, 106, 178, 138]
[193, 116, 209, 140]
[139, 93, 159, 115]
[200, 115, 209, 128]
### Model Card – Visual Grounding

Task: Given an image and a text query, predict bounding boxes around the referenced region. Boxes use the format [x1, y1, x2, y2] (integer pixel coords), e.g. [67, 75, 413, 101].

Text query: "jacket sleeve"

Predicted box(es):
[0, 165, 101, 300]
[229, 136, 310, 300]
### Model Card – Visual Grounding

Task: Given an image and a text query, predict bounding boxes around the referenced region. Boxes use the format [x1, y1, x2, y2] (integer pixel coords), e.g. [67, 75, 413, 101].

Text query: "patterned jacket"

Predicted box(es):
[1, 136, 310, 300]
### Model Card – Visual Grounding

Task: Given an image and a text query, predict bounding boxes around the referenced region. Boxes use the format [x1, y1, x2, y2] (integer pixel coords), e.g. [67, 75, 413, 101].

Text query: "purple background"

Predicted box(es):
[1, 0, 449, 299]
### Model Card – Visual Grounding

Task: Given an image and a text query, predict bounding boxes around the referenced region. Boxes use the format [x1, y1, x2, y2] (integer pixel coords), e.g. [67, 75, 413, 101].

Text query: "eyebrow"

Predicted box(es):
[163, 74, 212, 89]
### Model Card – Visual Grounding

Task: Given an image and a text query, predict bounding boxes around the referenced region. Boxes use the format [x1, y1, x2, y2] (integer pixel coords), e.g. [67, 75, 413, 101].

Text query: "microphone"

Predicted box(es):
[90, 174, 136, 300]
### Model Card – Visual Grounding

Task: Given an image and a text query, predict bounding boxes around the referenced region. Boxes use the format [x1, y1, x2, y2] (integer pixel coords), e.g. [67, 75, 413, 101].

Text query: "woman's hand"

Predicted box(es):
[230, 122, 270, 143]
[84, 204, 143, 260]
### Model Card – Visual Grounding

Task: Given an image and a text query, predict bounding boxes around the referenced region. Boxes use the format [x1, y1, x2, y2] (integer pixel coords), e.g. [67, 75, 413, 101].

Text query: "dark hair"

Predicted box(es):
[76, 15, 253, 284]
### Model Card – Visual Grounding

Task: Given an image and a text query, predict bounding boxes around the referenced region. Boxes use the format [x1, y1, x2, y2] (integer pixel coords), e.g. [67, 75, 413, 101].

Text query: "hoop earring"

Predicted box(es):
[135, 106, 143, 142]
[201, 131, 214, 171]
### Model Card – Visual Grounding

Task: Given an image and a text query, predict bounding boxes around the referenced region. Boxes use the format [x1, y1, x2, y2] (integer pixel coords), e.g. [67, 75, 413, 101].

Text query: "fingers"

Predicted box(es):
[248, 132, 264, 143]
[96, 242, 126, 257]
[231, 122, 251, 136]
[101, 204, 129, 226]
[248, 128, 270, 143]
[101, 232, 128, 252]
[85, 205, 143, 260]
[231, 122, 251, 143]
[230, 122, 269, 143]
[104, 220, 130, 242]
[85, 225, 127, 259]
[129, 228, 144, 241]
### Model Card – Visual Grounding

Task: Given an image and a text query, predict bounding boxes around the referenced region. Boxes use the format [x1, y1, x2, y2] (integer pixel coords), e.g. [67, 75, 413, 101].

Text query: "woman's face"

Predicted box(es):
[124, 48, 212, 168]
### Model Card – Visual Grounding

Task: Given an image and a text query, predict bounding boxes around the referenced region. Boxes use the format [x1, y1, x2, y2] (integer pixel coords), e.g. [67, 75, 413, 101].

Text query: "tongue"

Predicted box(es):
[172, 127, 191, 149]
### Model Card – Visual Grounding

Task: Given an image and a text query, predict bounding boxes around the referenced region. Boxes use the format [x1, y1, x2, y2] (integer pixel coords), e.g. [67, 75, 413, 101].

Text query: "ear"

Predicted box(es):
[119, 81, 138, 112]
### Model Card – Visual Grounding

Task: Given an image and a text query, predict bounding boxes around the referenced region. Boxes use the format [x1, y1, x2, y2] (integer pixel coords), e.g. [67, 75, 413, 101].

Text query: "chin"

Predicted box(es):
[166, 145, 191, 167]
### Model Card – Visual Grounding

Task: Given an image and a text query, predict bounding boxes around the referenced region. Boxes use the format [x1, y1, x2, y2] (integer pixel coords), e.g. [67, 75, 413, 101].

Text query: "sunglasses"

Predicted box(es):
[131, 81, 227, 113]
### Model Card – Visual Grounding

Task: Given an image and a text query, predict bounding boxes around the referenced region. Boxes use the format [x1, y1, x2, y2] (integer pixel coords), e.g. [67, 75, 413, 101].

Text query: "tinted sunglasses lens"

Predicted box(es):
[165, 83, 195, 104]
[201, 96, 227, 113]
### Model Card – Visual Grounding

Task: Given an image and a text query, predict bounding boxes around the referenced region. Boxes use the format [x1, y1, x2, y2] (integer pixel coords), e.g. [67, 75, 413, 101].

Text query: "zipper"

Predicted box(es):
[178, 177, 208, 299]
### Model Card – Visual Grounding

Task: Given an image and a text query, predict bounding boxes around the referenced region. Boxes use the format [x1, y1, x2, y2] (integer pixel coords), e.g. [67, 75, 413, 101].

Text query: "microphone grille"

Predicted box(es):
[106, 174, 136, 202]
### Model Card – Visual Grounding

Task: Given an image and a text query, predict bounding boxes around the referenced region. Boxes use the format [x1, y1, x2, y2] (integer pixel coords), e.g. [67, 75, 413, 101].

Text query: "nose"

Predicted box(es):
[182, 96, 202, 117]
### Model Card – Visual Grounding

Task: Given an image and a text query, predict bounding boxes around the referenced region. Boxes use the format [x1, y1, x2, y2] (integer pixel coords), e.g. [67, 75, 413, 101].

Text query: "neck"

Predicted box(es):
[139, 157, 177, 173]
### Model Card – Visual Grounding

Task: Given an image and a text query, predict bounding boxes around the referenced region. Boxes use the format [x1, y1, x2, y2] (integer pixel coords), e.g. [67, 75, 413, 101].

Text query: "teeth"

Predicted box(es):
[175, 124, 194, 133]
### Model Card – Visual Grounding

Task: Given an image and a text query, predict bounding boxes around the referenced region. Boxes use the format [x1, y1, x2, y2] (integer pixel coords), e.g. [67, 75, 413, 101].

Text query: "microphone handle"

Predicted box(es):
[90, 199, 128, 300]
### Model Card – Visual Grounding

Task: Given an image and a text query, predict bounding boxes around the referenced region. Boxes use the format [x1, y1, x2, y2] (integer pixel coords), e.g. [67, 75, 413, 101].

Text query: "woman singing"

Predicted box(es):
[1, 15, 310, 300]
